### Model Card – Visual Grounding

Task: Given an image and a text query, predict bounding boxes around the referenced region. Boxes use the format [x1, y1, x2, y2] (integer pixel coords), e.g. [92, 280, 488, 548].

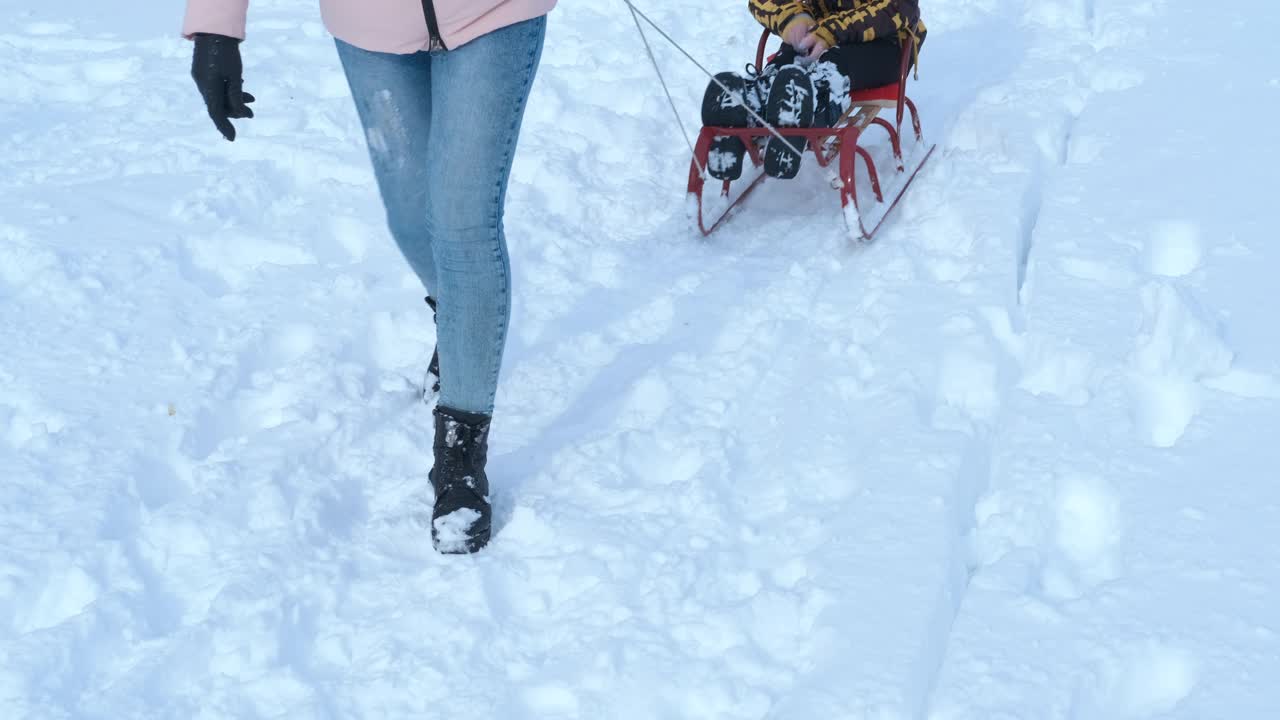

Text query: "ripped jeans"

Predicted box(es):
[336, 16, 547, 416]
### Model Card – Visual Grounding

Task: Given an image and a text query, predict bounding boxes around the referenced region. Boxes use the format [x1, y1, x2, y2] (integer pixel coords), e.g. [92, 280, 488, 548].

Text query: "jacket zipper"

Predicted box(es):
[420, 0, 447, 50]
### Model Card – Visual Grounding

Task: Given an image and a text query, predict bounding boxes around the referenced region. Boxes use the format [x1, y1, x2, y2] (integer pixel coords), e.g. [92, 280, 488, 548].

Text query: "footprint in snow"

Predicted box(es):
[1040, 472, 1123, 600]
[1071, 641, 1198, 719]
[1129, 282, 1233, 448]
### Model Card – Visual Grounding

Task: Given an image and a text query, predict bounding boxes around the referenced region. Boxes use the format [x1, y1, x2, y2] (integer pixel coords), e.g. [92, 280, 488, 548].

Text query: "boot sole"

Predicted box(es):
[763, 66, 815, 180]
[701, 72, 750, 127]
[707, 136, 747, 182]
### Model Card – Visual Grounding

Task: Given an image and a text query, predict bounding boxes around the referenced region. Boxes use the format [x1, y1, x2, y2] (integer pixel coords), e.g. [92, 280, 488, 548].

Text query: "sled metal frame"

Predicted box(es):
[687, 29, 936, 241]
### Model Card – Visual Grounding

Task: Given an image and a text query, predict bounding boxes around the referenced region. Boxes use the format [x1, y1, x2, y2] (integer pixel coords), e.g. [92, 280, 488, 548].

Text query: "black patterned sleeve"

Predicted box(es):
[814, 0, 908, 45]
[748, 0, 813, 36]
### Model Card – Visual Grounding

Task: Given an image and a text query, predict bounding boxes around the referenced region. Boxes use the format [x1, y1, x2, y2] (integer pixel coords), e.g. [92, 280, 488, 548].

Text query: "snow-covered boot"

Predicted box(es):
[701, 71, 755, 129]
[700, 66, 774, 181]
[807, 60, 852, 128]
[423, 296, 440, 399]
[706, 135, 748, 181]
[763, 65, 816, 179]
[430, 406, 492, 554]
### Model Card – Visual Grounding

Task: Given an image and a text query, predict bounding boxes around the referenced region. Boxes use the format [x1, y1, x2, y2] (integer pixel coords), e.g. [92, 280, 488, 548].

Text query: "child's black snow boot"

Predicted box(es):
[701, 71, 754, 128]
[700, 71, 750, 181]
[807, 60, 851, 128]
[423, 296, 440, 400]
[430, 406, 493, 554]
[700, 66, 774, 181]
[763, 65, 816, 179]
[707, 135, 748, 181]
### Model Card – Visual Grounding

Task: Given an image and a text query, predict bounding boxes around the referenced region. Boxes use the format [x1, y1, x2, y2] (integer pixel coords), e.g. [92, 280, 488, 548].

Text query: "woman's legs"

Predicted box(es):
[336, 17, 546, 416]
[335, 40, 438, 293]
[337, 19, 546, 553]
[424, 16, 546, 417]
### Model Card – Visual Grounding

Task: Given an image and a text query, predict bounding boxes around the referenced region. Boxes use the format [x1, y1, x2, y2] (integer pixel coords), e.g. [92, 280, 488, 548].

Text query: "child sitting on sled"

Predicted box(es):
[703, 0, 926, 181]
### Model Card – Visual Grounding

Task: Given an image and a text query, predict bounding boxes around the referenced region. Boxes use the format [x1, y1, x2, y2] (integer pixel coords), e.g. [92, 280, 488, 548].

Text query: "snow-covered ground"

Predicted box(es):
[2, 0, 1278, 717]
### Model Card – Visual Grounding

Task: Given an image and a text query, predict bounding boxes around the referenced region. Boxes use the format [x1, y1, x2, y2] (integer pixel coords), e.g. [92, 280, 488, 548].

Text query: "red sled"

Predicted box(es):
[688, 29, 936, 241]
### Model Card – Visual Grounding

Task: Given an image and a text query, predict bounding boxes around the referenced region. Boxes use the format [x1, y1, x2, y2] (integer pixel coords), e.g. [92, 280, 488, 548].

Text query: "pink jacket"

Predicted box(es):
[183, 0, 556, 54]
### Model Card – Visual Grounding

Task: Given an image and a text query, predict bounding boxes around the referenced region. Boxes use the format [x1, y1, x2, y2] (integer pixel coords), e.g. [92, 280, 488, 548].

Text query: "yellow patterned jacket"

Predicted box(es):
[749, 0, 926, 49]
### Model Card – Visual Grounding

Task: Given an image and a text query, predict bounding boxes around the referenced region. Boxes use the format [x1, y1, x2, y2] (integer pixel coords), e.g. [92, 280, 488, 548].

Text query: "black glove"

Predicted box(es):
[191, 33, 255, 142]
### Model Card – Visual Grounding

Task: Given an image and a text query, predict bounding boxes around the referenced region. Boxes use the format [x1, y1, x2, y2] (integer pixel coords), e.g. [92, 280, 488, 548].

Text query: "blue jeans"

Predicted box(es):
[336, 16, 547, 416]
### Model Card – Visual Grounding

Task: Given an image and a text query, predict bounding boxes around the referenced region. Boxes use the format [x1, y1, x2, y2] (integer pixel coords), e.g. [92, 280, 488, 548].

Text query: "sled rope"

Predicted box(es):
[621, 0, 806, 171]
[623, 1, 704, 175]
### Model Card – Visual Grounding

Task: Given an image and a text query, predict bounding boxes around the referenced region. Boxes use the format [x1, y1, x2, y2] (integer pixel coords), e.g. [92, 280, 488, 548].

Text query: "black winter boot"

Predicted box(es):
[700, 66, 775, 181]
[423, 296, 440, 399]
[706, 136, 748, 181]
[807, 60, 852, 128]
[430, 406, 492, 554]
[762, 65, 816, 179]
[701, 72, 750, 182]
[701, 71, 754, 129]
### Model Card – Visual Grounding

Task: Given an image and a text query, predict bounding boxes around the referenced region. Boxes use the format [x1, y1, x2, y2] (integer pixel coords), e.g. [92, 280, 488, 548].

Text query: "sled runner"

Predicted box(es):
[688, 28, 936, 241]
